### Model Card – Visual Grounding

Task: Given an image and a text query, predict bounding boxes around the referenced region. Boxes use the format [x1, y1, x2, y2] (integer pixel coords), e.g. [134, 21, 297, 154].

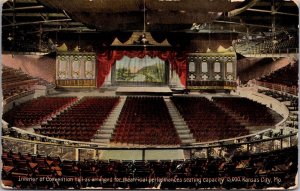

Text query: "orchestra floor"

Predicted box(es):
[116, 86, 173, 96]
[9, 86, 288, 161]
[99, 149, 185, 160]
[48, 87, 233, 99]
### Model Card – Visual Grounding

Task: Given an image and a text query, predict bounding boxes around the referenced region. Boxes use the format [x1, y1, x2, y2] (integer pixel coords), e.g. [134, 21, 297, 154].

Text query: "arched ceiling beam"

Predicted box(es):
[2, 18, 72, 27]
[228, 0, 259, 17]
[247, 8, 298, 17]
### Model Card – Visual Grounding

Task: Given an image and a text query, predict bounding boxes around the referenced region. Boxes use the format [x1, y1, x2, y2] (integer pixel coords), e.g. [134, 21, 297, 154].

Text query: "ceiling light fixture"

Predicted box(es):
[138, 0, 149, 46]
[7, 33, 13, 41]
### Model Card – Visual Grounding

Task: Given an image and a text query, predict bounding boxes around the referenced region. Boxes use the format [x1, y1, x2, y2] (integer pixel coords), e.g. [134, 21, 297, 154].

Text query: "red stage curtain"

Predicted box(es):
[96, 50, 187, 87]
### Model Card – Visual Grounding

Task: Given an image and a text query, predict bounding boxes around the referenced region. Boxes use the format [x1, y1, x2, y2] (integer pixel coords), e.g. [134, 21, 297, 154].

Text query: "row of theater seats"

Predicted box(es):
[171, 97, 248, 142]
[2, 66, 33, 84]
[234, 32, 298, 54]
[111, 96, 181, 145]
[4, 95, 284, 144]
[258, 89, 298, 128]
[3, 88, 32, 101]
[258, 63, 298, 87]
[1, 146, 297, 189]
[3, 97, 77, 127]
[36, 97, 119, 142]
[213, 97, 283, 126]
[2, 66, 38, 100]
[259, 90, 298, 109]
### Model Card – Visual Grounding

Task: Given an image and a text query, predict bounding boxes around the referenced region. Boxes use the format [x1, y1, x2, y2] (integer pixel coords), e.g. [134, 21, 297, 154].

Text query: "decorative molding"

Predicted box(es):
[111, 32, 171, 47]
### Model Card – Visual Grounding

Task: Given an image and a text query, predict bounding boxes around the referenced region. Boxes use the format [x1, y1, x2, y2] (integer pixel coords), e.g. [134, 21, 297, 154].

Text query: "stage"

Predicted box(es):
[116, 86, 173, 96]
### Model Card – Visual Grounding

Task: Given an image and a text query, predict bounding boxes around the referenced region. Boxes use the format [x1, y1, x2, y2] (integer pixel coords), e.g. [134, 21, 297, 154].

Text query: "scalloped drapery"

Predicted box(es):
[96, 50, 187, 87]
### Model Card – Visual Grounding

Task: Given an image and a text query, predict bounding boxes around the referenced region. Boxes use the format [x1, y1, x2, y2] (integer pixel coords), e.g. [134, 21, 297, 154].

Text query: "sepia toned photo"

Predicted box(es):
[0, 0, 298, 190]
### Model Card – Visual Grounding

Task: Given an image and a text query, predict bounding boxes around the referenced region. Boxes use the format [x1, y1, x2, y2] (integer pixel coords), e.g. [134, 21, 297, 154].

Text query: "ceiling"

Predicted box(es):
[1, 0, 299, 52]
[37, 0, 242, 31]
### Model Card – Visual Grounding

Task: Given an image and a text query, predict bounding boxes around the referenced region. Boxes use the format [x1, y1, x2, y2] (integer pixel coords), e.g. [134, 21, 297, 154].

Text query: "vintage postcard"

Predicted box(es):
[1, 0, 298, 190]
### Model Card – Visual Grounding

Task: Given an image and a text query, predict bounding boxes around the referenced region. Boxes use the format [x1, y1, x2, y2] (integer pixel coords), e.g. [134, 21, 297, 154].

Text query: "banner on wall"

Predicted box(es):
[56, 53, 96, 87]
[187, 52, 237, 91]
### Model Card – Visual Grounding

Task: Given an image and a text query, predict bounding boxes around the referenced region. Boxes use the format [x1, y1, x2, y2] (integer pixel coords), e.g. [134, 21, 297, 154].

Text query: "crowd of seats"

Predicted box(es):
[2, 66, 56, 104]
[258, 89, 298, 128]
[111, 96, 181, 145]
[36, 97, 119, 142]
[258, 62, 298, 87]
[259, 90, 298, 110]
[2, 66, 38, 100]
[213, 97, 283, 126]
[4, 90, 35, 105]
[1, 146, 297, 189]
[3, 95, 287, 143]
[3, 97, 77, 127]
[234, 32, 298, 54]
[2, 66, 35, 85]
[171, 97, 248, 142]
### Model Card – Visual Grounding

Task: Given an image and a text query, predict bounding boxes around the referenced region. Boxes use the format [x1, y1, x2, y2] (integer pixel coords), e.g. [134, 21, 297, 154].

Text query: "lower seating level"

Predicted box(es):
[1, 146, 297, 189]
[111, 96, 181, 145]
[36, 97, 119, 142]
[3, 97, 77, 127]
[3, 94, 289, 144]
[213, 97, 283, 126]
[171, 96, 249, 142]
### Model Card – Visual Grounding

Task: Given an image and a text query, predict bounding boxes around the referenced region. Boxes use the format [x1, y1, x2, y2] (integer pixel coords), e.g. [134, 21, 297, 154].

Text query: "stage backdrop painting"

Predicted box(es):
[115, 56, 165, 84]
[96, 50, 187, 88]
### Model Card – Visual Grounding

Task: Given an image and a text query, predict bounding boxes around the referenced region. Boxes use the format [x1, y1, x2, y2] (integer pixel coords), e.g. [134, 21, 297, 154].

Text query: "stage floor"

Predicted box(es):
[116, 86, 173, 96]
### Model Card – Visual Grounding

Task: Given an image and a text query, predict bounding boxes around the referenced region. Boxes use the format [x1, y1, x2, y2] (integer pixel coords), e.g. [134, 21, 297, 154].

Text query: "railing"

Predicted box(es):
[234, 40, 299, 54]
[255, 81, 298, 96]
[276, 48, 299, 54]
[2, 126, 297, 161]
[235, 46, 299, 58]
[248, 48, 299, 55]
[236, 86, 291, 126]
[2, 79, 39, 89]
[3, 90, 35, 105]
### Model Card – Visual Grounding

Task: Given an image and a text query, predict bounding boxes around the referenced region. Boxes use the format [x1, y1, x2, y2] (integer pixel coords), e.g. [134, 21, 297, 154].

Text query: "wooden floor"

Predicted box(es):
[116, 86, 173, 96]
[99, 149, 185, 160]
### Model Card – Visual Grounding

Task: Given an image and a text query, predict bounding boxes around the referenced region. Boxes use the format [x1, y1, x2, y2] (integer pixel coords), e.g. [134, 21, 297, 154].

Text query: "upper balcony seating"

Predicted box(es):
[258, 62, 298, 88]
[2, 66, 38, 101]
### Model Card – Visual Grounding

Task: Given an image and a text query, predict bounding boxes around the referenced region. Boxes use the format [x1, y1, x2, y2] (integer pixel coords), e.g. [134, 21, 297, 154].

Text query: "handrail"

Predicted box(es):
[2, 79, 39, 89]
[2, 132, 297, 150]
[9, 126, 297, 150]
[237, 87, 291, 126]
[255, 81, 298, 96]
[4, 90, 35, 104]
[11, 127, 108, 147]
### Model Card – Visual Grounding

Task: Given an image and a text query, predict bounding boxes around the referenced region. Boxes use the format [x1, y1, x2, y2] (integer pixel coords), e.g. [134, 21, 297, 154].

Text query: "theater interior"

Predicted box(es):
[1, 0, 299, 189]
